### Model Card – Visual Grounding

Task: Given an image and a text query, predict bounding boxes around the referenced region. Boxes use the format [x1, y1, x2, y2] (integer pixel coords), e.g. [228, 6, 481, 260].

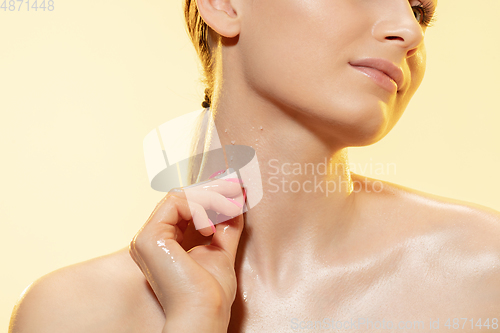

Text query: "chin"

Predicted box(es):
[347, 128, 390, 147]
[340, 123, 390, 147]
[330, 100, 393, 147]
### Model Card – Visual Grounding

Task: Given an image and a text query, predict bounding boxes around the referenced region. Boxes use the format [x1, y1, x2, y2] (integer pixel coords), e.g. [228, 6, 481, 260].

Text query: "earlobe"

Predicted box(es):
[196, 0, 240, 38]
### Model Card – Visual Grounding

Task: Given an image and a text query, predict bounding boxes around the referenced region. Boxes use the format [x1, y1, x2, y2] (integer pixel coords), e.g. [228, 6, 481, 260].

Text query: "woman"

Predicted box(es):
[9, 0, 500, 332]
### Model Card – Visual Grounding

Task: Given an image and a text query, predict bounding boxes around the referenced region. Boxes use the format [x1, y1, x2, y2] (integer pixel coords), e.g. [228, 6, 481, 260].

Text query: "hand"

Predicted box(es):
[128, 177, 246, 331]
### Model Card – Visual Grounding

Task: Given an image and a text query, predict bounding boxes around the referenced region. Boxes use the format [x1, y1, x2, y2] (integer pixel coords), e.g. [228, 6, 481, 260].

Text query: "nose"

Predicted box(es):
[372, 1, 425, 57]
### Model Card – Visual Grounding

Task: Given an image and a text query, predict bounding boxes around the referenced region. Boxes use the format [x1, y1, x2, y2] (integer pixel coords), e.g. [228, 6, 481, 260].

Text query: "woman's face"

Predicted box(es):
[236, 0, 437, 146]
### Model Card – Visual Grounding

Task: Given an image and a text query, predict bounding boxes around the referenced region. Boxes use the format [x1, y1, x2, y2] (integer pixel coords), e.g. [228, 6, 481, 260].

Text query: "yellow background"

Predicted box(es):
[1, 0, 499, 329]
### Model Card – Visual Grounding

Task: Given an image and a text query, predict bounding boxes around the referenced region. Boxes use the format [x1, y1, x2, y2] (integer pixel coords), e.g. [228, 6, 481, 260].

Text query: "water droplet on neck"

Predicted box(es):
[242, 291, 248, 302]
[255, 138, 258, 142]
[260, 126, 263, 130]
[231, 140, 235, 145]
[224, 129, 228, 133]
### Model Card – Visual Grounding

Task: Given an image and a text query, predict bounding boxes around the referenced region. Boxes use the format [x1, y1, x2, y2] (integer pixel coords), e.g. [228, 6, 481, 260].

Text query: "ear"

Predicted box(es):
[196, 0, 241, 38]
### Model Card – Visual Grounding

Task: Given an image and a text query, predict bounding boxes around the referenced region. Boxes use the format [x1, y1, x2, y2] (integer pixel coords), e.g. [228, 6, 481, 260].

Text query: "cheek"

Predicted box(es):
[240, 0, 361, 108]
[238, 0, 418, 146]
[396, 46, 426, 115]
[383, 46, 427, 135]
[240, 1, 321, 92]
[408, 47, 427, 95]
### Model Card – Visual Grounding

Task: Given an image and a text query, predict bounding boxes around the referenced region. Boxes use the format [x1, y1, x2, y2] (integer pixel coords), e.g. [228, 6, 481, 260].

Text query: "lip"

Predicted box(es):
[348, 58, 404, 94]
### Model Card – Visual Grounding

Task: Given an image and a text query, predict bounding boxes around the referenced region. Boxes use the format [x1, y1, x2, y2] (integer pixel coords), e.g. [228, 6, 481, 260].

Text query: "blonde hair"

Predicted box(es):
[183, 0, 216, 108]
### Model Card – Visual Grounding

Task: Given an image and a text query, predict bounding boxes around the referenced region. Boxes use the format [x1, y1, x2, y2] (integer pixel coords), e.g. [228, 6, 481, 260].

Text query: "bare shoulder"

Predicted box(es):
[354, 173, 500, 310]
[352, 172, 500, 237]
[9, 246, 165, 333]
[364, 174, 500, 243]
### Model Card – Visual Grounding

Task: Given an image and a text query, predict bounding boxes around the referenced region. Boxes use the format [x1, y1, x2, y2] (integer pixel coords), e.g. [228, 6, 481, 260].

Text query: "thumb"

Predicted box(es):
[209, 213, 245, 265]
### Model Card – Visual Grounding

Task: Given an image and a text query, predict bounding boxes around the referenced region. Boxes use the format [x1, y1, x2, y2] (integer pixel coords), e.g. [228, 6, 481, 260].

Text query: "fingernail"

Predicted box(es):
[208, 218, 216, 234]
[222, 178, 243, 184]
[209, 169, 226, 179]
[226, 197, 243, 208]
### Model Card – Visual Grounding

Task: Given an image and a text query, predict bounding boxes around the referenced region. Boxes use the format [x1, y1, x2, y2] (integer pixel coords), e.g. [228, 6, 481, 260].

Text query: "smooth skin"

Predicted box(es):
[9, 0, 500, 332]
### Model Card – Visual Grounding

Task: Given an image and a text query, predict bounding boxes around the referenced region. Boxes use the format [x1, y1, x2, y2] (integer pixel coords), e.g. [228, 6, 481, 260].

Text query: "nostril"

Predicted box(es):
[386, 36, 404, 41]
[406, 48, 418, 57]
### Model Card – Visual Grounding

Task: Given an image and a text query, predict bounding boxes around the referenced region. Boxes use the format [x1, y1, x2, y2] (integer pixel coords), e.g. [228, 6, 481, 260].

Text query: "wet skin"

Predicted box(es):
[9, 0, 500, 331]
[10, 174, 500, 333]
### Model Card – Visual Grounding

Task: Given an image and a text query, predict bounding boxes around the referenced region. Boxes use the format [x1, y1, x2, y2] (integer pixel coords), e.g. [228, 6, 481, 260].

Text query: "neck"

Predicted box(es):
[206, 94, 362, 287]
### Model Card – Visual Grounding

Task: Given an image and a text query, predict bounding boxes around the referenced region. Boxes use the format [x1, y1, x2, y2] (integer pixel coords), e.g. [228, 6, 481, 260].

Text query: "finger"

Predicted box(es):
[212, 187, 246, 226]
[182, 200, 217, 236]
[185, 178, 244, 198]
[183, 189, 244, 222]
[170, 186, 245, 231]
[129, 196, 211, 305]
[148, 191, 215, 237]
[146, 192, 193, 226]
[210, 214, 245, 266]
[210, 187, 246, 264]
